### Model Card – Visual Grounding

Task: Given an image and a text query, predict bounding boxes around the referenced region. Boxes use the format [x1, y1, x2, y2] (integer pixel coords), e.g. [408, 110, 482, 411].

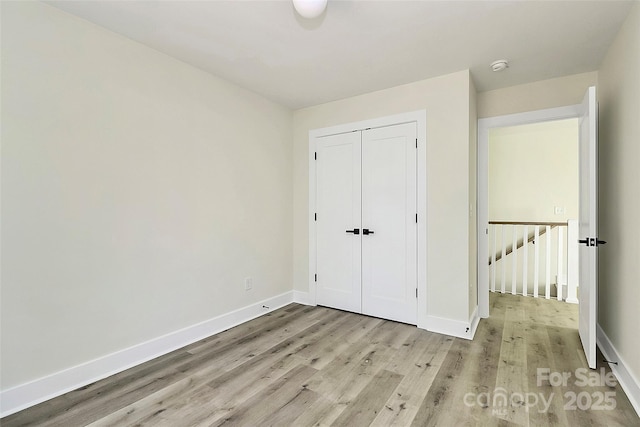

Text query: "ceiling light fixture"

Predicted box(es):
[490, 60, 509, 72]
[293, 0, 327, 19]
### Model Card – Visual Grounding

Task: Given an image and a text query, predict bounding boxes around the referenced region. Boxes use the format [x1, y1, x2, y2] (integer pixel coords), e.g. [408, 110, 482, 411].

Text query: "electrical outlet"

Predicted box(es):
[554, 206, 565, 215]
[244, 277, 253, 291]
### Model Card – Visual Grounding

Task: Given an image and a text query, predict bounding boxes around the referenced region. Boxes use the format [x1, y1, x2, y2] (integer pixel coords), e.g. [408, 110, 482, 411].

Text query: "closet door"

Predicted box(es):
[361, 123, 417, 324]
[315, 132, 362, 313]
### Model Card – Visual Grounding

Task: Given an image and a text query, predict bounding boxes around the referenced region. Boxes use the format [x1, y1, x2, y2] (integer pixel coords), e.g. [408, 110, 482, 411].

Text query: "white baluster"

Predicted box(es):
[534, 226, 540, 298]
[511, 225, 518, 295]
[557, 226, 564, 301]
[491, 225, 497, 293]
[522, 225, 528, 297]
[501, 225, 506, 294]
[545, 225, 551, 299]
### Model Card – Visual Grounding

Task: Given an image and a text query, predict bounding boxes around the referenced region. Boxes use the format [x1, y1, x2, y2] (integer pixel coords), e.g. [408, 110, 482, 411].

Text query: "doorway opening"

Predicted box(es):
[478, 103, 583, 318]
[487, 118, 579, 303]
[478, 87, 599, 369]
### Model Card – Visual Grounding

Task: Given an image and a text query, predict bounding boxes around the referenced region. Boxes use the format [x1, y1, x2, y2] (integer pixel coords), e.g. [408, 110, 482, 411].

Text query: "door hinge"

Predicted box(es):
[416, 288, 418, 298]
[314, 213, 317, 221]
[314, 152, 317, 160]
[314, 274, 317, 282]
[416, 138, 418, 148]
[416, 213, 418, 223]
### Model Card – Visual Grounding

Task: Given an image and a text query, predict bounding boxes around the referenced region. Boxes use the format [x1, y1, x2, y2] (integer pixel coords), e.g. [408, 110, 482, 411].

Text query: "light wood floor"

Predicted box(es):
[3, 293, 639, 426]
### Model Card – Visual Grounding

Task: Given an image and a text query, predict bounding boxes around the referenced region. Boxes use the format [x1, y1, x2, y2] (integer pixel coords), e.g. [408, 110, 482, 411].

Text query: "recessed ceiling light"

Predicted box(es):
[490, 60, 509, 72]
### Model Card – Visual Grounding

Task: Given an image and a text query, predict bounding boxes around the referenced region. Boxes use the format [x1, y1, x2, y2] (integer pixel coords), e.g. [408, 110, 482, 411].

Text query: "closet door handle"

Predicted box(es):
[363, 228, 375, 235]
[346, 228, 360, 235]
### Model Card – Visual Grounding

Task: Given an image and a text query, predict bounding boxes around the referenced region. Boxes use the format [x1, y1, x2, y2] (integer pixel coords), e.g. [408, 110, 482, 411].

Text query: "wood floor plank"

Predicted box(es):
[172, 306, 334, 375]
[383, 328, 437, 375]
[303, 321, 399, 403]
[183, 304, 315, 355]
[0, 348, 193, 427]
[194, 311, 357, 420]
[293, 314, 383, 370]
[292, 321, 403, 426]
[525, 321, 571, 426]
[546, 325, 639, 427]
[494, 318, 529, 425]
[410, 311, 506, 427]
[210, 364, 318, 427]
[331, 369, 403, 427]
[286, 391, 346, 427]
[124, 351, 305, 427]
[546, 324, 600, 427]
[528, 297, 578, 329]
[85, 307, 342, 426]
[256, 383, 320, 427]
[3, 298, 639, 427]
[410, 339, 474, 427]
[371, 333, 452, 426]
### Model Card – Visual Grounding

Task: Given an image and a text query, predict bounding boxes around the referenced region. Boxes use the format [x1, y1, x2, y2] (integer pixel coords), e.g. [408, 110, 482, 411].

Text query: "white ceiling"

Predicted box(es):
[47, 0, 634, 109]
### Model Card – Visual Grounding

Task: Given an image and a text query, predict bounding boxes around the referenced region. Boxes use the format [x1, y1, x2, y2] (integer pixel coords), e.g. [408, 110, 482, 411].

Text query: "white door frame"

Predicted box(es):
[309, 110, 428, 328]
[477, 105, 581, 318]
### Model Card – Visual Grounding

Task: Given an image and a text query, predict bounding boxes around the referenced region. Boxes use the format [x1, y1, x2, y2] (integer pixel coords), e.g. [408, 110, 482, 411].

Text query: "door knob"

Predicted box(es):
[363, 228, 375, 235]
[346, 228, 360, 235]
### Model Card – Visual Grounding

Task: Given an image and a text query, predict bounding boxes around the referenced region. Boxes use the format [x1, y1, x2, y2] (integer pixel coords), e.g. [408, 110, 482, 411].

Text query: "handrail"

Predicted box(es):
[489, 222, 567, 265]
[489, 221, 568, 226]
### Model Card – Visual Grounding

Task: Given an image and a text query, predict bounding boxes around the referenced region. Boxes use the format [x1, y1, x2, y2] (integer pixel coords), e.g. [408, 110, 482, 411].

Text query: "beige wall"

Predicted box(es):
[478, 72, 597, 119]
[488, 119, 579, 222]
[597, 3, 640, 385]
[292, 70, 475, 323]
[1, 2, 292, 388]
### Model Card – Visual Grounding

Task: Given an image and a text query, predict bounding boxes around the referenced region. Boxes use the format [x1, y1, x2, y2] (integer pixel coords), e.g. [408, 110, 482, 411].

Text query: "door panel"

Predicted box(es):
[361, 123, 417, 324]
[316, 132, 362, 313]
[578, 86, 597, 369]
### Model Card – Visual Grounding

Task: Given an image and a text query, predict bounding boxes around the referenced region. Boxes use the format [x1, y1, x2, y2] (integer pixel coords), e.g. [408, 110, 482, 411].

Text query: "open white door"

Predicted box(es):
[578, 86, 599, 369]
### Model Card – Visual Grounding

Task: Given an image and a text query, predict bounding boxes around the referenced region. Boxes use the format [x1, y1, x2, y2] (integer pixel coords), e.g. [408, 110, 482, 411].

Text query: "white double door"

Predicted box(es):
[315, 122, 417, 324]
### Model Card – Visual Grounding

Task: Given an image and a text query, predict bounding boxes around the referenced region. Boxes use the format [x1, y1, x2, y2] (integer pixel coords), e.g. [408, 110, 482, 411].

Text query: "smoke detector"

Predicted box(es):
[490, 60, 509, 72]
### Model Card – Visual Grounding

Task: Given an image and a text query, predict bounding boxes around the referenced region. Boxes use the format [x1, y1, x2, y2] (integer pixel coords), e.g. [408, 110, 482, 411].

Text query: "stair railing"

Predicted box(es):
[488, 220, 578, 303]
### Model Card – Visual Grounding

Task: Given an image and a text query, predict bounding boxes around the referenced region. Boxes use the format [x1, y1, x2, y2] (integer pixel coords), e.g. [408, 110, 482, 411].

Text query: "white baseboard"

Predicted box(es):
[426, 309, 479, 340]
[0, 291, 294, 418]
[468, 307, 480, 340]
[596, 323, 640, 417]
[292, 290, 314, 306]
